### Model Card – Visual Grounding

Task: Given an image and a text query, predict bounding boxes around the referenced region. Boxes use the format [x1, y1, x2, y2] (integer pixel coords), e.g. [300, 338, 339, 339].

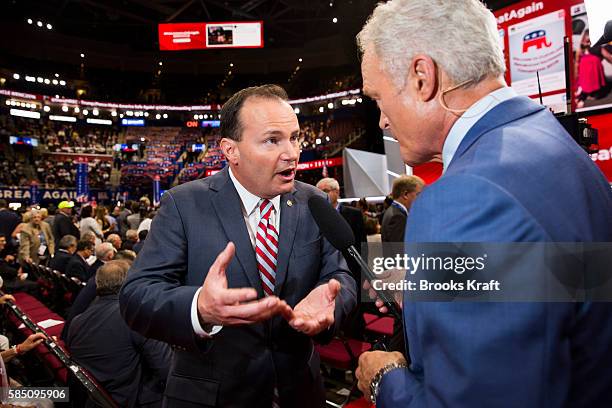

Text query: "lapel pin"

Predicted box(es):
[287, 200, 293, 207]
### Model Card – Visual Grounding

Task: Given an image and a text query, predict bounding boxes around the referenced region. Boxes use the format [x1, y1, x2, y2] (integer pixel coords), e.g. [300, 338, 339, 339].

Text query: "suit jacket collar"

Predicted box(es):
[209, 167, 298, 296]
[447, 96, 545, 172]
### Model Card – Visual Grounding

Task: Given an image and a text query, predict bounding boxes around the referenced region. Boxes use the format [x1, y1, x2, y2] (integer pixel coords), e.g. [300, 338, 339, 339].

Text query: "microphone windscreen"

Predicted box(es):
[308, 195, 355, 251]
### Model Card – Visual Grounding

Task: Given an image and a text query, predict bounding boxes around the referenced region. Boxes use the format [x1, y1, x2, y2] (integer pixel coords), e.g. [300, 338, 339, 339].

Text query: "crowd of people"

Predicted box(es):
[39, 123, 119, 155]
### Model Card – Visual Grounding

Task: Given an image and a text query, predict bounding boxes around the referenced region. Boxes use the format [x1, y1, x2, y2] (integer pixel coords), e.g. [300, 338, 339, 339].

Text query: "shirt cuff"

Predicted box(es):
[191, 287, 223, 337]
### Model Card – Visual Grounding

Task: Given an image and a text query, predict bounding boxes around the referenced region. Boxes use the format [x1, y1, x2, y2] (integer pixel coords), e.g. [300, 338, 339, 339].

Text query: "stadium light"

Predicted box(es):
[27, 19, 33, 24]
[36, 77, 43, 83]
[10, 109, 40, 119]
[158, 61, 163, 66]
[25, 76, 35, 82]
[230, 63, 234, 67]
[44, 78, 50, 84]
[332, 17, 338, 23]
[193, 114, 198, 120]
[43, 106, 50, 112]
[52, 79, 58, 85]
[203, 114, 208, 119]
[55, 73, 59, 78]
[319, 107, 325, 112]
[49, 115, 77, 122]
[80, 53, 85, 58]
[144, 112, 149, 117]
[36, 21, 43, 27]
[155, 114, 161, 119]
[46, 23, 52, 30]
[111, 111, 117, 117]
[294, 108, 300, 114]
[62, 106, 68, 112]
[119, 114, 124, 118]
[327, 102, 334, 109]
[126, 111, 133, 116]
[13, 74, 19, 80]
[82, 109, 89, 115]
[59, 80, 66, 86]
[92, 109, 99, 116]
[74, 107, 80, 113]
[298, 58, 303, 62]
[316, 138, 322, 145]
[162, 113, 168, 119]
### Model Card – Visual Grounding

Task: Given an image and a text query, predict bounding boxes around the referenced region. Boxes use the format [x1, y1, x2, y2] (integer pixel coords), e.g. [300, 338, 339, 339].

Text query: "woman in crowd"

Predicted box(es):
[79, 206, 103, 245]
[95, 206, 111, 238]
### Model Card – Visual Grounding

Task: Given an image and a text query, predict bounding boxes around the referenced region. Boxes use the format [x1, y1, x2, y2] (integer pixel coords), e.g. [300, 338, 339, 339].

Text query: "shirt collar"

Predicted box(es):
[392, 200, 408, 214]
[228, 167, 281, 216]
[442, 86, 517, 173]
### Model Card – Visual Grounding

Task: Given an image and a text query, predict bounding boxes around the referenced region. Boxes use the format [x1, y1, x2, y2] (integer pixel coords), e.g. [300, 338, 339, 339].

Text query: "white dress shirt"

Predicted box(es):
[442, 86, 517, 173]
[190, 167, 282, 336]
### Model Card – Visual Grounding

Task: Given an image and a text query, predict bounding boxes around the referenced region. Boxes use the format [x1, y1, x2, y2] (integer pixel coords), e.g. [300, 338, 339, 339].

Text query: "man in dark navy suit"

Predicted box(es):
[68, 260, 171, 407]
[49, 235, 77, 273]
[65, 240, 94, 282]
[120, 85, 357, 407]
[355, 1, 612, 407]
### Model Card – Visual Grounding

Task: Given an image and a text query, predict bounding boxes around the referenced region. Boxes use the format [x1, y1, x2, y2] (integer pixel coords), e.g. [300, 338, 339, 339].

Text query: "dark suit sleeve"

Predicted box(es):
[119, 191, 204, 352]
[135, 335, 172, 382]
[378, 174, 553, 407]
[314, 235, 357, 343]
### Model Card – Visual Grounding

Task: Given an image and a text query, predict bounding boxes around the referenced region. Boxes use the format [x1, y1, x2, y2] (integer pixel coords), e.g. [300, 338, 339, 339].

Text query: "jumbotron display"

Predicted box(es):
[158, 21, 264, 50]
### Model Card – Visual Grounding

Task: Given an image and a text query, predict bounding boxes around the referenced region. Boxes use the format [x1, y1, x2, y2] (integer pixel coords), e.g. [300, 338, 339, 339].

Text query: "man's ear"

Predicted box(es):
[409, 54, 438, 102]
[220, 138, 239, 164]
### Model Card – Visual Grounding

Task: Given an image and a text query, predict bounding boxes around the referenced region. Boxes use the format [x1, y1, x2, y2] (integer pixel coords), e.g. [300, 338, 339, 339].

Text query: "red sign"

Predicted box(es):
[186, 121, 199, 128]
[588, 114, 612, 183]
[159, 23, 206, 51]
[159, 21, 263, 51]
[297, 158, 342, 171]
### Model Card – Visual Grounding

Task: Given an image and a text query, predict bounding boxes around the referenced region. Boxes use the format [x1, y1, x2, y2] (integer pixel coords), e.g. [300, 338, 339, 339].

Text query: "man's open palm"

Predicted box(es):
[287, 279, 340, 335]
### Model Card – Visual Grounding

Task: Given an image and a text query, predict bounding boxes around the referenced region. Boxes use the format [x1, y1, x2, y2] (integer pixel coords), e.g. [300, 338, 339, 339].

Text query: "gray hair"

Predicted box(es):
[357, 0, 505, 88]
[95, 242, 115, 261]
[58, 235, 77, 250]
[81, 231, 96, 243]
[106, 234, 121, 246]
[125, 229, 138, 241]
[316, 178, 340, 191]
[95, 260, 129, 296]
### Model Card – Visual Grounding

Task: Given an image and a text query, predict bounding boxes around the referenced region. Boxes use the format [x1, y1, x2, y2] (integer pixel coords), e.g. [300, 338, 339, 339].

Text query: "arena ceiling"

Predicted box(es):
[1, 0, 516, 75]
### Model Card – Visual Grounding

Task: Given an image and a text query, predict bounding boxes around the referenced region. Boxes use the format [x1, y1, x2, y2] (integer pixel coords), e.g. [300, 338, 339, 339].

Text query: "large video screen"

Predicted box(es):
[495, 0, 612, 113]
[159, 21, 263, 51]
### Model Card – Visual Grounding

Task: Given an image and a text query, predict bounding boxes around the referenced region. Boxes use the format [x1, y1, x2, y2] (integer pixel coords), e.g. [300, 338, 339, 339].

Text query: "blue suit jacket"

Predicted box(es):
[378, 96, 612, 407]
[119, 168, 357, 407]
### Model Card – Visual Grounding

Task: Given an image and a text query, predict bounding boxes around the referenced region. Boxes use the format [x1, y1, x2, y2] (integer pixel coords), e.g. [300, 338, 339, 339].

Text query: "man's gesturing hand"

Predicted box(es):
[286, 279, 341, 336]
[197, 242, 292, 326]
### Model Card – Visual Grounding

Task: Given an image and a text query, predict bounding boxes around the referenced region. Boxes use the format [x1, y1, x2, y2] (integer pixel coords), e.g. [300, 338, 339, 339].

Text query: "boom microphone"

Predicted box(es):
[308, 195, 403, 320]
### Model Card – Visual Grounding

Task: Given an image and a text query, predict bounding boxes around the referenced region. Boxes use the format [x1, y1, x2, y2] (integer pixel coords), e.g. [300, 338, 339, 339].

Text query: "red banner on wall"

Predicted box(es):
[587, 113, 612, 182]
[297, 157, 343, 171]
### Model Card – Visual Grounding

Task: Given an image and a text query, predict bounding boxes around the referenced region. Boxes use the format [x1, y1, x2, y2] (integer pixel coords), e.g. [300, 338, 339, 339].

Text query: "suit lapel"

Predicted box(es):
[448, 96, 545, 171]
[209, 169, 263, 295]
[274, 188, 298, 295]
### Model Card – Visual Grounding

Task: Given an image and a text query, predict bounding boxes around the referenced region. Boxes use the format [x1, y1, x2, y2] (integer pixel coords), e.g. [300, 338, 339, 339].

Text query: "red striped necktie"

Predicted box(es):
[256, 199, 278, 297]
[256, 199, 281, 407]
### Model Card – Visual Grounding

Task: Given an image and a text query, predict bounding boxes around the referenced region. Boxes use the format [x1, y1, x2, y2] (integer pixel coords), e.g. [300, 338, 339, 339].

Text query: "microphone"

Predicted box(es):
[308, 195, 403, 320]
